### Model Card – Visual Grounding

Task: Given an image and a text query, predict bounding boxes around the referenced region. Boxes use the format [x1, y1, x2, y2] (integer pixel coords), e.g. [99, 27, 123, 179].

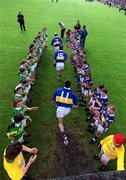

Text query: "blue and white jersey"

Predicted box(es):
[102, 107, 115, 128]
[82, 64, 90, 72]
[53, 87, 78, 108]
[94, 94, 108, 110]
[51, 37, 62, 47]
[94, 87, 101, 98]
[53, 50, 67, 63]
[83, 77, 93, 89]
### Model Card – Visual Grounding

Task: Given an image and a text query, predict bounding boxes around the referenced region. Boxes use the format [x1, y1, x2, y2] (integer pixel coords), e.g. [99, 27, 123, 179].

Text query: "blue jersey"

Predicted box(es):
[53, 87, 78, 108]
[54, 50, 67, 63]
[51, 37, 62, 47]
[102, 107, 115, 128]
[94, 95, 108, 110]
[94, 87, 101, 98]
[83, 77, 92, 90]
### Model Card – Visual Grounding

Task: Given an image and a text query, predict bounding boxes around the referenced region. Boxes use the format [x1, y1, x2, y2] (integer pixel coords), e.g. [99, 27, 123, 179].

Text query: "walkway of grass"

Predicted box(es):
[1, 0, 126, 179]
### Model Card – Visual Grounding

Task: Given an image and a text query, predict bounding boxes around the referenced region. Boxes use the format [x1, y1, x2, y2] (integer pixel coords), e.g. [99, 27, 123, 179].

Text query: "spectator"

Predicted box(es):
[58, 22, 66, 39]
[80, 25, 88, 49]
[17, 11, 26, 31]
[74, 20, 81, 31]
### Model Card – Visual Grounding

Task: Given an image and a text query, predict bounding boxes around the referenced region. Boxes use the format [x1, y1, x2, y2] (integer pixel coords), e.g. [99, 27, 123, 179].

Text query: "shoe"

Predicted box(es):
[90, 137, 97, 143]
[98, 165, 106, 171]
[64, 136, 68, 146]
[93, 154, 99, 160]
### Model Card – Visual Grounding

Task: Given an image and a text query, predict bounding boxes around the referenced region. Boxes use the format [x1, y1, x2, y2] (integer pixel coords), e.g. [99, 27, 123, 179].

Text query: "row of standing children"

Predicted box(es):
[3, 27, 48, 180]
[67, 23, 126, 172]
[68, 23, 117, 144]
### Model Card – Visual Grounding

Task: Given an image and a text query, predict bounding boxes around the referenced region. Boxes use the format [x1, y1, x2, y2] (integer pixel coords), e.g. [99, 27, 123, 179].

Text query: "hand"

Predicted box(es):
[72, 105, 78, 108]
[31, 107, 39, 111]
[31, 148, 38, 154]
[28, 155, 37, 164]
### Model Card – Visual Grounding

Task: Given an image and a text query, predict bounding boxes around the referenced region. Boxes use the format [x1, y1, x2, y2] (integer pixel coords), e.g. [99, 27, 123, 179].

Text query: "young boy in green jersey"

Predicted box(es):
[13, 99, 39, 115]
[7, 113, 25, 143]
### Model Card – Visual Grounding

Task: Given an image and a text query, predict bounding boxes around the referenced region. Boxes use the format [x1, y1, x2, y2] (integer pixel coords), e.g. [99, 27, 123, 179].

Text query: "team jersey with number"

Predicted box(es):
[53, 87, 78, 108]
[53, 50, 67, 63]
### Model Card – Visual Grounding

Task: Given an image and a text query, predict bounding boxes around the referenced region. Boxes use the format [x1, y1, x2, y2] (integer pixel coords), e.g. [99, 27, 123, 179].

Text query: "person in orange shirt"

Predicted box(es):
[95, 134, 125, 170]
[3, 142, 38, 180]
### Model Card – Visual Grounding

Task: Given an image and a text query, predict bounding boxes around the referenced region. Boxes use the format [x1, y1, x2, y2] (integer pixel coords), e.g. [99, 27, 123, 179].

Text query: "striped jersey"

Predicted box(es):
[51, 37, 62, 47]
[53, 87, 78, 108]
[54, 50, 67, 63]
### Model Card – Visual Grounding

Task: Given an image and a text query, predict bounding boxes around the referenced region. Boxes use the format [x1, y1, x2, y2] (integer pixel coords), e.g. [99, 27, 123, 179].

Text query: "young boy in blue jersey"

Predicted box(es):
[52, 80, 78, 145]
[89, 88, 108, 122]
[51, 33, 62, 52]
[90, 105, 116, 143]
[53, 45, 67, 81]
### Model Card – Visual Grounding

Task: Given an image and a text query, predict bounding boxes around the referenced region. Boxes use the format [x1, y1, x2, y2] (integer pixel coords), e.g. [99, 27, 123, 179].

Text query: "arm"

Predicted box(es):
[27, 107, 39, 111]
[52, 90, 57, 102]
[22, 145, 38, 154]
[73, 94, 78, 106]
[100, 135, 113, 145]
[117, 149, 125, 171]
[23, 155, 37, 175]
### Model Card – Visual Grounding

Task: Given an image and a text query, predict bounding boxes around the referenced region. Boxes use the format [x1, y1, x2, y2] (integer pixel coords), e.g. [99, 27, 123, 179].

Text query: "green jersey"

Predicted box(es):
[7, 123, 24, 141]
[13, 105, 27, 115]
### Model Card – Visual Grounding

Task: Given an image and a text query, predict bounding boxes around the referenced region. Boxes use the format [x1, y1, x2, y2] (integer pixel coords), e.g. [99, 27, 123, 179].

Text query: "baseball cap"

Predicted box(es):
[113, 134, 125, 145]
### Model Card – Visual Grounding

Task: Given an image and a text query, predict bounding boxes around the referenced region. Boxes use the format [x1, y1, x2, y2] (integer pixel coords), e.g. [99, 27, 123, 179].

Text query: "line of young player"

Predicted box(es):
[68, 27, 125, 171]
[3, 27, 48, 180]
[68, 29, 116, 144]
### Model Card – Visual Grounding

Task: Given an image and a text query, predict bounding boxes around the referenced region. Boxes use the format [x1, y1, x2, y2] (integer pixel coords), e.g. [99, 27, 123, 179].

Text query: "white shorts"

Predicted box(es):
[81, 87, 89, 96]
[54, 46, 60, 52]
[56, 63, 64, 71]
[100, 152, 111, 165]
[22, 118, 27, 127]
[56, 106, 71, 118]
[97, 124, 105, 134]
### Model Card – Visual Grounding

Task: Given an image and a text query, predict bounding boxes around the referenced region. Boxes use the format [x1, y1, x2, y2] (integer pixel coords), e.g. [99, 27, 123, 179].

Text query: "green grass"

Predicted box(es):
[0, 0, 126, 179]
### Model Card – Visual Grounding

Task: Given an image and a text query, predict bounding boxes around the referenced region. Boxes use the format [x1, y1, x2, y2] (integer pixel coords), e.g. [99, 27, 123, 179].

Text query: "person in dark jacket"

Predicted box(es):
[80, 25, 88, 49]
[17, 12, 26, 31]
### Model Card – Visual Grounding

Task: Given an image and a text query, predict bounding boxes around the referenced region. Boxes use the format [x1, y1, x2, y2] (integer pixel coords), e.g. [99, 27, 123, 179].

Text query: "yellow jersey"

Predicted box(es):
[3, 150, 25, 180]
[100, 135, 125, 171]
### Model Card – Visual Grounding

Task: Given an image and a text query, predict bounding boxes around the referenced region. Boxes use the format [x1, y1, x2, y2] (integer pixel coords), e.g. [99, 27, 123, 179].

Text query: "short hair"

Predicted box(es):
[14, 113, 24, 123]
[83, 25, 86, 29]
[98, 84, 104, 89]
[13, 99, 22, 108]
[20, 79, 28, 85]
[65, 80, 71, 88]
[54, 33, 58, 36]
[5, 142, 22, 161]
[101, 88, 108, 94]
[110, 105, 117, 112]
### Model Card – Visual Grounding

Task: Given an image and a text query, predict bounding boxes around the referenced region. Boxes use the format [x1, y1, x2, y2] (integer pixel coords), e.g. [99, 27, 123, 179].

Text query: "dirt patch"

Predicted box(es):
[51, 131, 95, 178]
[31, 131, 96, 180]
